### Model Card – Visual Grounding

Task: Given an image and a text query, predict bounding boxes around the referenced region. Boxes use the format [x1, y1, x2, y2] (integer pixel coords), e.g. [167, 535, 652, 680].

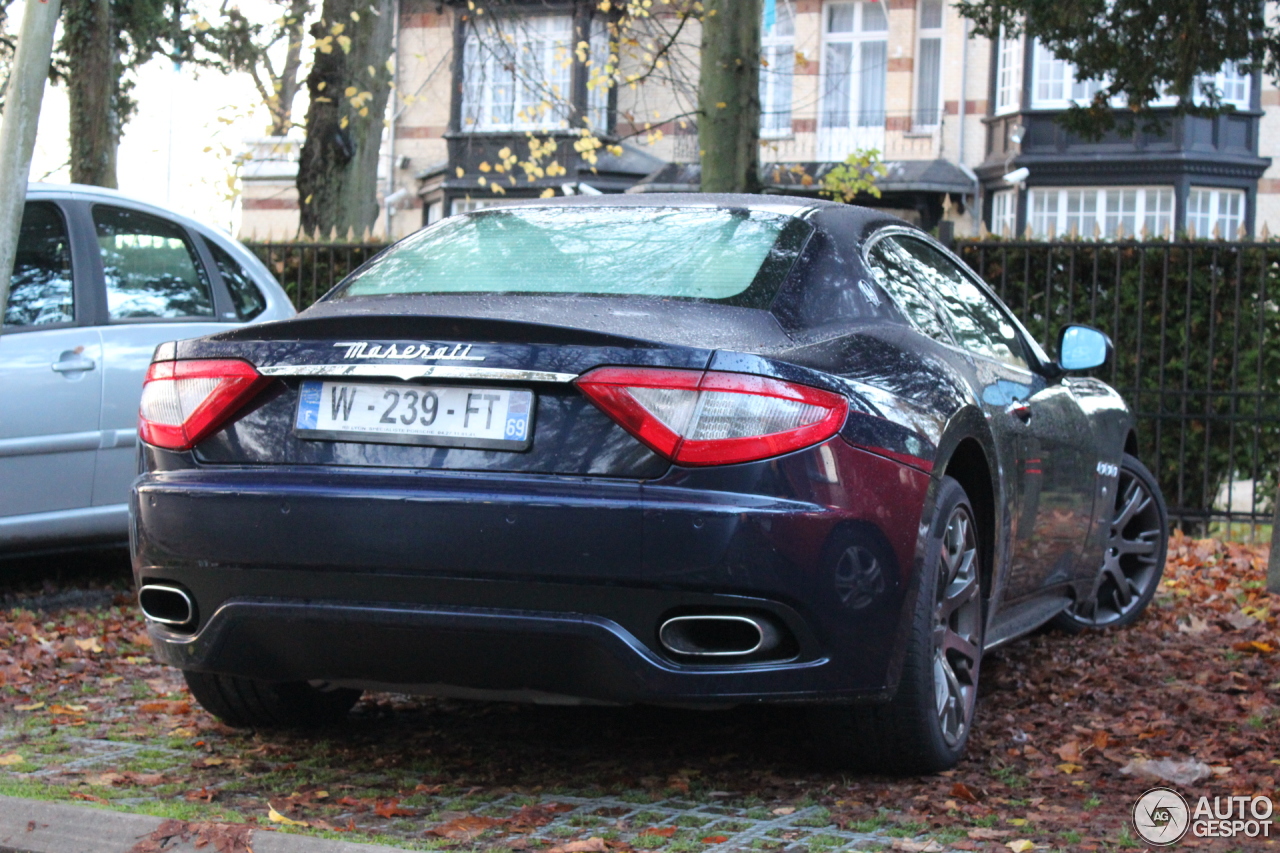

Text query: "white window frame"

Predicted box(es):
[1029, 40, 1110, 109]
[760, 0, 796, 138]
[1186, 188, 1246, 239]
[994, 26, 1023, 116]
[1025, 187, 1174, 239]
[990, 189, 1016, 237]
[1194, 64, 1252, 111]
[819, 2, 889, 131]
[450, 198, 498, 216]
[914, 0, 944, 128]
[462, 15, 606, 133]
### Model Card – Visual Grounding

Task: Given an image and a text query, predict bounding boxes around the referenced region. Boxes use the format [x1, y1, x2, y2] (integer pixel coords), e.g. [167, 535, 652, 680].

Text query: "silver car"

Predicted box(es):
[0, 183, 294, 555]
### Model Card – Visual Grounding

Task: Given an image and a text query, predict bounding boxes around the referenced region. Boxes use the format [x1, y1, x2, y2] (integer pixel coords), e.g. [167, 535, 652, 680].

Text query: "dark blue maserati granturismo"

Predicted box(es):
[131, 195, 1168, 773]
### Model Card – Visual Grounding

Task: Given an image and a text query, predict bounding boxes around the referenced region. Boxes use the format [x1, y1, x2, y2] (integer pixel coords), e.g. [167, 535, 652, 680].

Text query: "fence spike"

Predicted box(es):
[1115, 221, 1124, 240]
[347, 226, 356, 243]
[1140, 224, 1149, 240]
[1047, 222, 1056, 240]
[1262, 222, 1271, 241]
[1212, 223, 1221, 240]
[979, 221, 990, 239]
[1187, 223, 1196, 240]
[1069, 221, 1078, 239]
[1023, 223, 1033, 240]
[1239, 224, 1248, 241]
[1094, 221, 1102, 239]
[1165, 222, 1172, 240]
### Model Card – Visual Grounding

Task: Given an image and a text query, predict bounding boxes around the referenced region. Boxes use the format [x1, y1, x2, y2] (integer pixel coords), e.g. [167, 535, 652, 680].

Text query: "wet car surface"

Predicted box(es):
[130, 195, 1168, 773]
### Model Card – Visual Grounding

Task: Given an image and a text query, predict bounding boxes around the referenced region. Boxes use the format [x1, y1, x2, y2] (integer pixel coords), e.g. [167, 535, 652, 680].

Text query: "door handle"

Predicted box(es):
[1006, 401, 1032, 423]
[51, 355, 96, 373]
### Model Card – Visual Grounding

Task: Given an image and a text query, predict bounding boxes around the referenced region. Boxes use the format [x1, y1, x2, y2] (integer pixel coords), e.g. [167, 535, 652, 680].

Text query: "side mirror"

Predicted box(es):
[1058, 324, 1111, 372]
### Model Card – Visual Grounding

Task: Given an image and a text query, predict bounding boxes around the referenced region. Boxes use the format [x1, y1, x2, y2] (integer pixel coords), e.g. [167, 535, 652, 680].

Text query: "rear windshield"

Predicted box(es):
[332, 206, 812, 309]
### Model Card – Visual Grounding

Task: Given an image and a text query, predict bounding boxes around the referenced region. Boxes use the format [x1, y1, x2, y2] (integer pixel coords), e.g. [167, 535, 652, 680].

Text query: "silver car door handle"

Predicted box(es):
[51, 356, 96, 373]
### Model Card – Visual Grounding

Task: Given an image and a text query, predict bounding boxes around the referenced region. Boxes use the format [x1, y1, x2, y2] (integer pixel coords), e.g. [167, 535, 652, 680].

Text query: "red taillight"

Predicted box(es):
[575, 367, 849, 466]
[138, 359, 269, 451]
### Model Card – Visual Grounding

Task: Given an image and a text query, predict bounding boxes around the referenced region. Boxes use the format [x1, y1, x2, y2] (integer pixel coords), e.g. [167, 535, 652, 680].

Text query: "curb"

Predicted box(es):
[0, 796, 407, 853]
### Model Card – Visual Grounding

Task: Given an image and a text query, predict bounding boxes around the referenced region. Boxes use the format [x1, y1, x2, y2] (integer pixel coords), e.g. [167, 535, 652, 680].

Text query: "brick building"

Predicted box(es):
[240, 0, 1277, 241]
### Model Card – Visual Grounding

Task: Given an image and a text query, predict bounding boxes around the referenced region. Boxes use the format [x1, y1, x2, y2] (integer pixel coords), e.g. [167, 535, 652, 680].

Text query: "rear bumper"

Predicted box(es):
[149, 598, 834, 704]
[133, 439, 931, 703]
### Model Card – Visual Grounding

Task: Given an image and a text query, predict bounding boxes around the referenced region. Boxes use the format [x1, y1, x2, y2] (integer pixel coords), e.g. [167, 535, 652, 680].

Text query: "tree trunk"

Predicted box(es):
[296, 0, 395, 238]
[62, 0, 118, 187]
[697, 0, 761, 193]
[0, 0, 62, 336]
[268, 0, 310, 136]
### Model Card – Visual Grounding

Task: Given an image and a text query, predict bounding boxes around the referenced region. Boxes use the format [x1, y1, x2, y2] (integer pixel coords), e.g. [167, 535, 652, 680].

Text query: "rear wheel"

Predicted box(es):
[184, 671, 361, 728]
[1051, 453, 1168, 633]
[811, 476, 984, 774]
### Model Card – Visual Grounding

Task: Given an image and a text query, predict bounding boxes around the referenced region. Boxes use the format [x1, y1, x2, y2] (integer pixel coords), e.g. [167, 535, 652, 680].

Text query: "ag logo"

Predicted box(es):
[1133, 787, 1190, 846]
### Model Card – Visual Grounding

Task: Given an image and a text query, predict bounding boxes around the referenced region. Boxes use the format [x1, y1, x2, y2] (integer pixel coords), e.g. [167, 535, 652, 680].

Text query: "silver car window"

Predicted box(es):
[95, 205, 215, 321]
[4, 202, 74, 328]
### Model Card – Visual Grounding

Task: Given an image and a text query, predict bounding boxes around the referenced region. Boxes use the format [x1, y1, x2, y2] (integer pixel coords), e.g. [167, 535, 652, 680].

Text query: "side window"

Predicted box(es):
[891, 236, 1029, 369]
[864, 236, 952, 343]
[4, 202, 74, 328]
[94, 205, 214, 320]
[206, 239, 266, 321]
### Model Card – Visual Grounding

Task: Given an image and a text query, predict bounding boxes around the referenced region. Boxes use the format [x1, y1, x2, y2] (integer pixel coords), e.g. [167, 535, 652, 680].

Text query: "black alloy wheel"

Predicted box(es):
[811, 476, 985, 774]
[932, 499, 982, 747]
[1052, 453, 1168, 632]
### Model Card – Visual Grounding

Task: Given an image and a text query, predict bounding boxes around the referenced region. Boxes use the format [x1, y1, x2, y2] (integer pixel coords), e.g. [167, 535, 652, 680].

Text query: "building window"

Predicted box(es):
[1194, 64, 1251, 111]
[994, 27, 1022, 115]
[760, 0, 796, 137]
[1026, 187, 1174, 239]
[821, 2, 888, 130]
[1187, 188, 1245, 238]
[450, 198, 499, 216]
[915, 0, 943, 127]
[991, 189, 1016, 237]
[462, 15, 608, 132]
[1030, 41, 1108, 109]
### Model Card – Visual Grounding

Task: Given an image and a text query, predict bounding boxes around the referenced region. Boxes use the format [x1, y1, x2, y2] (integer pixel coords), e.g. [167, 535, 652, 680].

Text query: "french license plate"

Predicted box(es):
[295, 380, 534, 451]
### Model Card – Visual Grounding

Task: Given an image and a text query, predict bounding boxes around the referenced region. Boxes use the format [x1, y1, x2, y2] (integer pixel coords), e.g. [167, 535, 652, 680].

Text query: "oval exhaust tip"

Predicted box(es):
[138, 584, 195, 627]
[658, 614, 780, 657]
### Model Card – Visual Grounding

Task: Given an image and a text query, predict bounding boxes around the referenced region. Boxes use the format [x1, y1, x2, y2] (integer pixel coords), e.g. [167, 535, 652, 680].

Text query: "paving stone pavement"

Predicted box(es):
[0, 728, 960, 852]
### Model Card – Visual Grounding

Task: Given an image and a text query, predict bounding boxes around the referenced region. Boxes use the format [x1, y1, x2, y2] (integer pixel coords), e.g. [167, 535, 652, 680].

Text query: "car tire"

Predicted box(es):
[810, 476, 985, 774]
[183, 671, 361, 728]
[1050, 453, 1168, 633]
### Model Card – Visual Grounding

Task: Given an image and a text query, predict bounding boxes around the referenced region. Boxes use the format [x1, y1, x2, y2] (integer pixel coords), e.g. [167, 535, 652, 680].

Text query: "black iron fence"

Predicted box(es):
[244, 241, 388, 310]
[957, 240, 1280, 536]
[245, 237, 1280, 536]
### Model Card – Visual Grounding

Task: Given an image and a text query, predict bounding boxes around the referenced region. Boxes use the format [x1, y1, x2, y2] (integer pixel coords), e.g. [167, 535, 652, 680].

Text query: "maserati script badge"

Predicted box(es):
[332, 341, 485, 361]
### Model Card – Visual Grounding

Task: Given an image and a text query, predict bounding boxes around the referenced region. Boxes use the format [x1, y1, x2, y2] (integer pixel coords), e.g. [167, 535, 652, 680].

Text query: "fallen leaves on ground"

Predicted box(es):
[427, 813, 507, 839]
[0, 534, 1275, 853]
[129, 819, 253, 853]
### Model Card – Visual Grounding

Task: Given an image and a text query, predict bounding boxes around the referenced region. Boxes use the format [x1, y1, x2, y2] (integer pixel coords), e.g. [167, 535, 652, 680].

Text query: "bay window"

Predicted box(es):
[1186, 188, 1245, 238]
[994, 27, 1022, 115]
[1026, 187, 1174, 239]
[991, 190, 1016, 237]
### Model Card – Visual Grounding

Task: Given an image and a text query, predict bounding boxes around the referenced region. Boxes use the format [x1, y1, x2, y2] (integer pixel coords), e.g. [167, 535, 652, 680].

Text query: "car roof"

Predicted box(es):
[26, 182, 239, 243]
[487, 192, 877, 221]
